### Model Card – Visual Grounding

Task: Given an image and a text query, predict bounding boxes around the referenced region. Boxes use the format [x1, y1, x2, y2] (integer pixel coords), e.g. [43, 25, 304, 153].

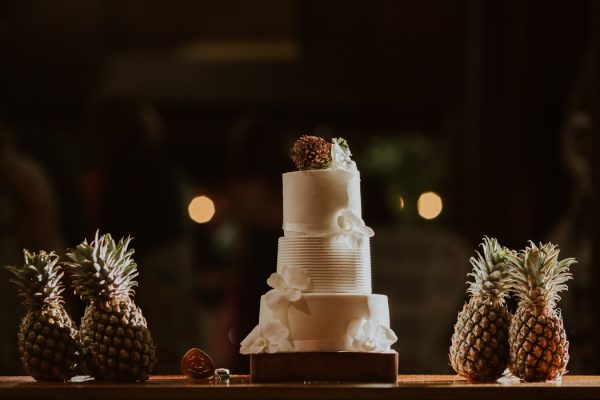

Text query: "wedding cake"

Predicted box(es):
[240, 136, 397, 357]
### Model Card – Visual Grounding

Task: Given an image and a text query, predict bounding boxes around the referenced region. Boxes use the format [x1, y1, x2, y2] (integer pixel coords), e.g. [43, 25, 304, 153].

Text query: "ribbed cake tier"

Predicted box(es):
[277, 236, 371, 294]
[259, 293, 392, 352]
[282, 169, 361, 236]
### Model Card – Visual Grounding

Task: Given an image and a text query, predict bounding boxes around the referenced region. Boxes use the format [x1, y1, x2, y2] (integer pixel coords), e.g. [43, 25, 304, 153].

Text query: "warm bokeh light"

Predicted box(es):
[188, 195, 216, 223]
[417, 192, 442, 220]
[399, 196, 405, 210]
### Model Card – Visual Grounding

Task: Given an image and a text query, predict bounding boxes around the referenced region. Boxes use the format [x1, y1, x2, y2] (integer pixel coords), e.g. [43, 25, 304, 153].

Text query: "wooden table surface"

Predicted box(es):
[2, 375, 600, 400]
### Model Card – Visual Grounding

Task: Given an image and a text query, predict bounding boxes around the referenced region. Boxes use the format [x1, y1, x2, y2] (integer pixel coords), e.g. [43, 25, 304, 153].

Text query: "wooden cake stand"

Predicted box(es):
[250, 352, 398, 383]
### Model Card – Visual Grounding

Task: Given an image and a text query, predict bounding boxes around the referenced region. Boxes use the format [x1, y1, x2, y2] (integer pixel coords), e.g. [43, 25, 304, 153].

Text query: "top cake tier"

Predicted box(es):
[282, 169, 362, 236]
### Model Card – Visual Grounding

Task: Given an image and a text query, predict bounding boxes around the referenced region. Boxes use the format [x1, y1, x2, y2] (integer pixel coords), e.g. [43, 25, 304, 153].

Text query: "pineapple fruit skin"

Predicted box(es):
[7, 250, 82, 381]
[79, 298, 156, 382]
[450, 298, 510, 381]
[449, 237, 511, 381]
[18, 305, 81, 381]
[66, 232, 157, 382]
[505, 242, 575, 382]
[508, 307, 569, 381]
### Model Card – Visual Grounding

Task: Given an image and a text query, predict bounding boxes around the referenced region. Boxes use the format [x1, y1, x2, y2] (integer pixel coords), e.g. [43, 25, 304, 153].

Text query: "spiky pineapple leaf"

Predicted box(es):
[65, 230, 139, 302]
[506, 241, 575, 310]
[466, 236, 512, 304]
[5, 250, 64, 309]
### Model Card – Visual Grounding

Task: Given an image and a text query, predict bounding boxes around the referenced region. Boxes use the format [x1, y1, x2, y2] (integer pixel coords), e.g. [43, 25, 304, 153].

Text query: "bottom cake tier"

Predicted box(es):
[258, 293, 393, 352]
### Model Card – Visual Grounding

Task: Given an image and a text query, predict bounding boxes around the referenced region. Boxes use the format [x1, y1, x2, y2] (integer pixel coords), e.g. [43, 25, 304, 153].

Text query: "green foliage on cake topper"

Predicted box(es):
[332, 137, 350, 153]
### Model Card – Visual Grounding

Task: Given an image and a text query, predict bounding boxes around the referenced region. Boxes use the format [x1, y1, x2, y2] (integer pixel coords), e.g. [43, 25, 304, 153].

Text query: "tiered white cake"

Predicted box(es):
[241, 138, 397, 355]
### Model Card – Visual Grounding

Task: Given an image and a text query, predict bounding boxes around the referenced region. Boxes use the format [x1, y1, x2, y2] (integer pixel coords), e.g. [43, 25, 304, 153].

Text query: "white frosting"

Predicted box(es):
[258, 293, 392, 352]
[277, 236, 371, 294]
[282, 169, 362, 236]
[240, 158, 398, 355]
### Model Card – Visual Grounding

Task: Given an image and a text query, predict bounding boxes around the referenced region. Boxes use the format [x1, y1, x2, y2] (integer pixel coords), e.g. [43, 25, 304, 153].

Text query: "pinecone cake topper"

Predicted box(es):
[290, 135, 332, 170]
[290, 135, 356, 171]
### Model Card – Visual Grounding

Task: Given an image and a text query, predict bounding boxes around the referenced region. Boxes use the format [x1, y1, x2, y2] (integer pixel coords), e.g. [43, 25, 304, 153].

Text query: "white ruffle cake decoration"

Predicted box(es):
[336, 209, 375, 250]
[265, 266, 311, 311]
[347, 319, 398, 352]
[239, 320, 293, 354]
[240, 268, 311, 354]
[331, 137, 358, 173]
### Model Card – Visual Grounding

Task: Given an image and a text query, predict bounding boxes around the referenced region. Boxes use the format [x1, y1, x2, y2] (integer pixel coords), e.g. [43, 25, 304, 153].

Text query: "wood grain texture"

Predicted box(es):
[2, 375, 600, 400]
[251, 352, 398, 383]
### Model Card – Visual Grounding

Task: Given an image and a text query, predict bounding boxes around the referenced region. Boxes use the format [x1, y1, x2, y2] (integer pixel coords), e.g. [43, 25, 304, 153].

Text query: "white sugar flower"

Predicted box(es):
[265, 267, 311, 311]
[330, 137, 357, 172]
[240, 320, 293, 354]
[347, 319, 397, 352]
[336, 209, 375, 249]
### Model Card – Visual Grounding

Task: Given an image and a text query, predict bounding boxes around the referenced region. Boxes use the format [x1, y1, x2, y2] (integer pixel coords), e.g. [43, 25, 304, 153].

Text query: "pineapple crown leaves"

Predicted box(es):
[466, 236, 513, 304]
[5, 250, 65, 309]
[290, 135, 332, 171]
[64, 230, 139, 302]
[505, 241, 576, 310]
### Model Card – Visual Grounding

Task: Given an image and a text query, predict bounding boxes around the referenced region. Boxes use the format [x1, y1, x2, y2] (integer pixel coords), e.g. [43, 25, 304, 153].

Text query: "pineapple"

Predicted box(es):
[449, 237, 511, 381]
[505, 241, 575, 381]
[6, 250, 82, 381]
[65, 231, 157, 381]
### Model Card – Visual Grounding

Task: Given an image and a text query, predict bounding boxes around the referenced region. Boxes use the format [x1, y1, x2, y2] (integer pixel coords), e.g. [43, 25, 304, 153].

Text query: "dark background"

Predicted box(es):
[1, 0, 599, 375]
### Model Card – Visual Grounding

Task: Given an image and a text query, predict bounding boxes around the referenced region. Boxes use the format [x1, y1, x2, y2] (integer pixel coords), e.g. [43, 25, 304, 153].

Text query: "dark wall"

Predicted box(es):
[0, 0, 598, 374]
